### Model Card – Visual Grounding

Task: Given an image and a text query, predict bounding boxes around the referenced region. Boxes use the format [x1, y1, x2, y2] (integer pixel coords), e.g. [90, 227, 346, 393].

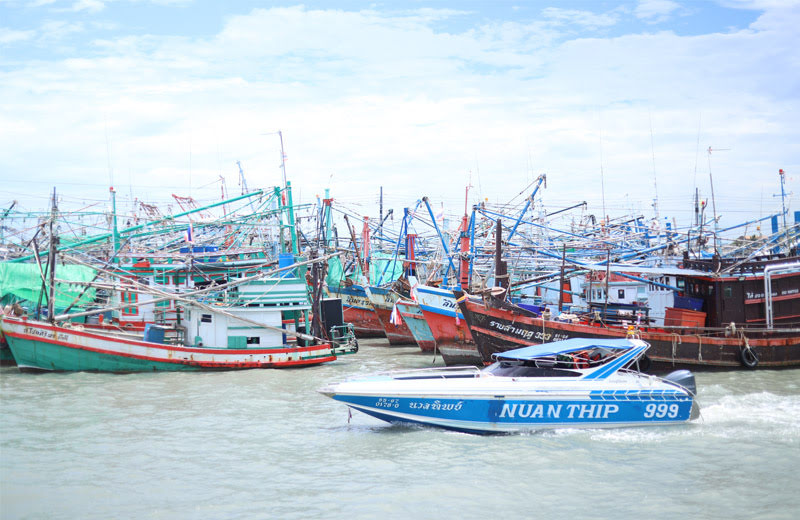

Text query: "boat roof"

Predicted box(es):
[495, 338, 645, 361]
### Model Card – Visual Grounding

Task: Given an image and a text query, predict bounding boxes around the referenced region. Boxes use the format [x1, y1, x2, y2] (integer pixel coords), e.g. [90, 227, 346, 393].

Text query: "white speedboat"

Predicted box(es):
[320, 338, 699, 433]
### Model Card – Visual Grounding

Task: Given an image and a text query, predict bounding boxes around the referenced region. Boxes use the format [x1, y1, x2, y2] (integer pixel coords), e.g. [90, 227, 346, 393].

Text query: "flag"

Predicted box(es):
[390, 303, 402, 326]
[185, 222, 194, 243]
[455, 312, 461, 325]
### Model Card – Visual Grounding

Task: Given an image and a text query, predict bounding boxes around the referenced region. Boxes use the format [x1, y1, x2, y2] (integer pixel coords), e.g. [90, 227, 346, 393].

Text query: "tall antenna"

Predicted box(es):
[693, 114, 702, 228]
[693, 113, 702, 190]
[599, 117, 606, 221]
[261, 131, 288, 189]
[278, 130, 287, 190]
[778, 169, 788, 232]
[104, 118, 113, 188]
[707, 146, 730, 253]
[649, 111, 660, 224]
[189, 131, 193, 196]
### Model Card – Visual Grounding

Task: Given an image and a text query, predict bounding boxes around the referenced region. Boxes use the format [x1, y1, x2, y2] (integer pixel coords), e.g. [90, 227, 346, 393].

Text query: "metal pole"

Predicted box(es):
[47, 189, 58, 323]
[558, 244, 566, 312]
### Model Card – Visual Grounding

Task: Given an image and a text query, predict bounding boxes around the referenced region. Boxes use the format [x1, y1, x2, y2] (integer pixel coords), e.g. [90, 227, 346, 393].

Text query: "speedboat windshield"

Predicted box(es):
[483, 361, 582, 378]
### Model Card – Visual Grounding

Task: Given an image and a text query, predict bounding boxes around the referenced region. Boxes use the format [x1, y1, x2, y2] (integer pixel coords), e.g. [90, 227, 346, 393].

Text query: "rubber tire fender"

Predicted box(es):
[740, 346, 759, 369]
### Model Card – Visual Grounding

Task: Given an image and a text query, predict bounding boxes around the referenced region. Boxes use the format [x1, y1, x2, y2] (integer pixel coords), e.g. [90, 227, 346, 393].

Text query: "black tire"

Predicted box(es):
[740, 346, 759, 369]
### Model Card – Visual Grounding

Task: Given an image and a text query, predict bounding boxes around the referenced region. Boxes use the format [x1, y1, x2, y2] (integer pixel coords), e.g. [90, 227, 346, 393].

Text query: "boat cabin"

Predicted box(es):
[184, 276, 312, 348]
[679, 254, 800, 328]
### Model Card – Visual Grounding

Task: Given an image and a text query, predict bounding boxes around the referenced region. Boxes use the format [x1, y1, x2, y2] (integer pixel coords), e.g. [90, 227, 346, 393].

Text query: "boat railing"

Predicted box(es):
[367, 365, 483, 380]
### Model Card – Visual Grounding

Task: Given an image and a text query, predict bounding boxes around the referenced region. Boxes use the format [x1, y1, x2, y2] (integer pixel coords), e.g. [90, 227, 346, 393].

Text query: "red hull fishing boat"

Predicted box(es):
[456, 254, 800, 370]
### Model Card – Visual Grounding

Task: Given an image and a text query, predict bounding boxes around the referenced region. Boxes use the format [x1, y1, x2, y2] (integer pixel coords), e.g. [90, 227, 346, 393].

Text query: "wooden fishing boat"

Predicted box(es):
[365, 285, 417, 345]
[1, 313, 337, 372]
[0, 330, 13, 366]
[0, 263, 353, 372]
[395, 299, 436, 352]
[415, 284, 480, 365]
[455, 254, 800, 370]
[325, 284, 385, 338]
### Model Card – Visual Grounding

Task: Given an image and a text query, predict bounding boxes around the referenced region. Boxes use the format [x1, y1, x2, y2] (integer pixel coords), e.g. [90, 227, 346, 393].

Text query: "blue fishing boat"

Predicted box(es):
[320, 338, 699, 433]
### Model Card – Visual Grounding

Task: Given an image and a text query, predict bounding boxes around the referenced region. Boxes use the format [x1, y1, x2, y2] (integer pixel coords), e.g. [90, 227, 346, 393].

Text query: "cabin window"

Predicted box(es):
[708, 285, 714, 295]
[724, 286, 733, 298]
[677, 279, 685, 289]
[618, 289, 625, 299]
[246, 337, 261, 345]
[201, 314, 213, 323]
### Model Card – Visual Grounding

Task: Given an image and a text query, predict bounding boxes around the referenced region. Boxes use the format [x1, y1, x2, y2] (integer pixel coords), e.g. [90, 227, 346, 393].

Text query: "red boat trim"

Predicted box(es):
[4, 329, 334, 367]
[3, 317, 329, 355]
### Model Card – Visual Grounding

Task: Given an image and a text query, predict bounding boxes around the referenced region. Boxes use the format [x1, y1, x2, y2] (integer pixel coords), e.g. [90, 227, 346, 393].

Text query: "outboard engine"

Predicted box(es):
[663, 369, 697, 396]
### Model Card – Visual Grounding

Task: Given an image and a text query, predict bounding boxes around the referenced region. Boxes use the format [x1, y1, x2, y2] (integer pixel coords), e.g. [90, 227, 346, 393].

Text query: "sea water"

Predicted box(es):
[1, 339, 798, 520]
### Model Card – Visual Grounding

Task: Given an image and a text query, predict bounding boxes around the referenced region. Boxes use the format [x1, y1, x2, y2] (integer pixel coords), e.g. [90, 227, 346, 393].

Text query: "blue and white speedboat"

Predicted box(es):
[319, 338, 700, 434]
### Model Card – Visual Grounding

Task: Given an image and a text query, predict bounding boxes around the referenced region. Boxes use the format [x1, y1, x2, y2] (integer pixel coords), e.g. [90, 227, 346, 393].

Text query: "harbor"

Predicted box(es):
[0, 141, 798, 519]
[2, 339, 799, 519]
[2, 1, 800, 518]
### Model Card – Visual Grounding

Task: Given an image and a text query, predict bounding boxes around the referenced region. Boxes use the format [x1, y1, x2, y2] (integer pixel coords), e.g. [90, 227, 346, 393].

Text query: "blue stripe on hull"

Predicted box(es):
[416, 303, 463, 319]
[334, 394, 693, 432]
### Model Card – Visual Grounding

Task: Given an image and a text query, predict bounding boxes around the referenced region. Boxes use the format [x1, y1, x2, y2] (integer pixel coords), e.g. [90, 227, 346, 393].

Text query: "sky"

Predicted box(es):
[1, 0, 798, 236]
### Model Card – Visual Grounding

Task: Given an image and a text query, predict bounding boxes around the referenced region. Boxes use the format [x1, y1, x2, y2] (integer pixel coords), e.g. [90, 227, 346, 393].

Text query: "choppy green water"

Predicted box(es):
[2, 339, 799, 520]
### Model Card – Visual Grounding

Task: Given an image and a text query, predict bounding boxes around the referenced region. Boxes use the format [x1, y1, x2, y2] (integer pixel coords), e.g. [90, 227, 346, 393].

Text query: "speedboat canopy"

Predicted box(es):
[494, 337, 646, 361]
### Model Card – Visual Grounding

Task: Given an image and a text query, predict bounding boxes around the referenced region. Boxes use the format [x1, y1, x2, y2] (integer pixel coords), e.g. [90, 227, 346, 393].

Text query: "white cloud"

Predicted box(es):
[0, 28, 36, 44]
[717, 0, 800, 9]
[0, 4, 797, 230]
[634, 0, 681, 22]
[69, 0, 106, 13]
[541, 7, 620, 28]
[37, 19, 85, 41]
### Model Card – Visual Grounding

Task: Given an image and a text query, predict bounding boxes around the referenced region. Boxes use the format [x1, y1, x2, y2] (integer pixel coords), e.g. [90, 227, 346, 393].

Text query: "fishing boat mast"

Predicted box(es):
[47, 188, 58, 323]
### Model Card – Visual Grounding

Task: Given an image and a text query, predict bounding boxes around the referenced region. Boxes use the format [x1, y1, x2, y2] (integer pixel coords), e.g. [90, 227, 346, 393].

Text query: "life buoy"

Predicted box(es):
[740, 346, 759, 369]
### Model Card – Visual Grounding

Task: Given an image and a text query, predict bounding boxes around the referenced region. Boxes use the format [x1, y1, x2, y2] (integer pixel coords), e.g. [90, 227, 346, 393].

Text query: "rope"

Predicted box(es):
[671, 333, 681, 365]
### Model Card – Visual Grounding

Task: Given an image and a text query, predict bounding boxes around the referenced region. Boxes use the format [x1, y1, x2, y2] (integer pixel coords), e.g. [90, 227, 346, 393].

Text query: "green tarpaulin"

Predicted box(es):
[326, 253, 404, 287]
[0, 262, 97, 309]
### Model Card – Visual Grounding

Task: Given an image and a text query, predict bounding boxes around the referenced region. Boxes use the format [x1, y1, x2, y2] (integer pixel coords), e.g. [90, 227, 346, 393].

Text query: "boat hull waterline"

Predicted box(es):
[324, 389, 696, 434]
[2, 317, 336, 372]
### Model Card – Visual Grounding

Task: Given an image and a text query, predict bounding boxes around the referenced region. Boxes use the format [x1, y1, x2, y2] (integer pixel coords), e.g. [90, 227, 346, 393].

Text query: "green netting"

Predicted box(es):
[0, 262, 97, 309]
[325, 256, 346, 287]
[370, 252, 403, 285]
[325, 253, 404, 287]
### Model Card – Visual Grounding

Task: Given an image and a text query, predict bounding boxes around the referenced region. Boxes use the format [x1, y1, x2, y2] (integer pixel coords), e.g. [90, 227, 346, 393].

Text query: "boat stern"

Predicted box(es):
[690, 399, 701, 421]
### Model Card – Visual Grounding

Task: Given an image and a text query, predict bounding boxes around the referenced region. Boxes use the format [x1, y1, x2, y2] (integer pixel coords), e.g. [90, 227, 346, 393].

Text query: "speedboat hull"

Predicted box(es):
[321, 338, 699, 433]
[322, 378, 697, 434]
